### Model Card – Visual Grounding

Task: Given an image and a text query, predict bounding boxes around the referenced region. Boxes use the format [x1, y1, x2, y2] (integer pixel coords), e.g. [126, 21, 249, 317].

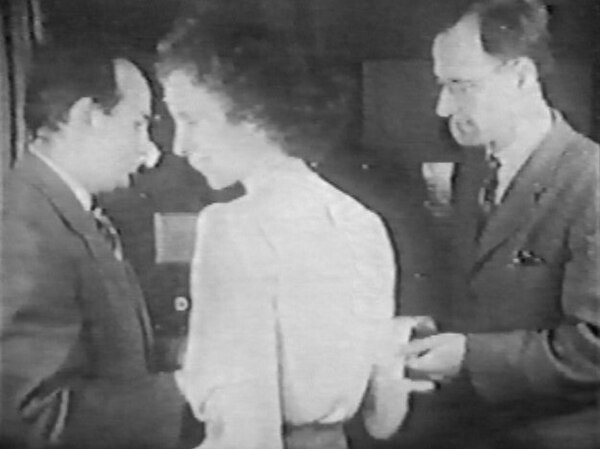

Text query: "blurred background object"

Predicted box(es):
[2, 3, 598, 447]
[1, 0, 43, 169]
[4, 0, 598, 366]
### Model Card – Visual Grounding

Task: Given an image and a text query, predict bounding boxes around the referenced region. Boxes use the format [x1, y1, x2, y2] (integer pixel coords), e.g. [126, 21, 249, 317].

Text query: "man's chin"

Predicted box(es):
[206, 178, 233, 191]
[108, 175, 133, 192]
[450, 129, 484, 148]
[122, 174, 134, 188]
[449, 120, 483, 147]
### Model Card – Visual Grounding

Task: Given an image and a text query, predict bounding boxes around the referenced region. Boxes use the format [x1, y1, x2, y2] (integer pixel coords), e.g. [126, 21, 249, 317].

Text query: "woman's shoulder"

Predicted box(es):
[195, 199, 259, 235]
[266, 163, 385, 231]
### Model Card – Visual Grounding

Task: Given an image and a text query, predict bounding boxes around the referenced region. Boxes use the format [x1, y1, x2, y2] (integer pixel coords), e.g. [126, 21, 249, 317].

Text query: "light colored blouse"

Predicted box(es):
[182, 157, 410, 449]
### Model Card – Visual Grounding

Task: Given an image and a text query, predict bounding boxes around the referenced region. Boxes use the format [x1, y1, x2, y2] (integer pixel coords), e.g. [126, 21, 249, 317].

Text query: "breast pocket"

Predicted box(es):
[506, 246, 564, 325]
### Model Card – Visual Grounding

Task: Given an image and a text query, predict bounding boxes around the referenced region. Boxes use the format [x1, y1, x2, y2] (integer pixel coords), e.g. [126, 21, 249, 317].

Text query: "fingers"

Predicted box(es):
[402, 334, 466, 382]
[405, 355, 451, 384]
[412, 316, 438, 335]
[391, 316, 421, 342]
[396, 335, 441, 357]
[405, 379, 436, 392]
[392, 316, 437, 340]
[405, 351, 439, 371]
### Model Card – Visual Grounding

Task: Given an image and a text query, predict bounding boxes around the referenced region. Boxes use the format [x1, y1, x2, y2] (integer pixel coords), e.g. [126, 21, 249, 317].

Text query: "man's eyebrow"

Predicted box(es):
[178, 111, 196, 120]
[437, 78, 468, 85]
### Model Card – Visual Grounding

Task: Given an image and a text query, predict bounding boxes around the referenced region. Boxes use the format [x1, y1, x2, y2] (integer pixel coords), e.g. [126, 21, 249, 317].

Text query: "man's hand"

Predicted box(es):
[399, 333, 467, 382]
[392, 315, 438, 339]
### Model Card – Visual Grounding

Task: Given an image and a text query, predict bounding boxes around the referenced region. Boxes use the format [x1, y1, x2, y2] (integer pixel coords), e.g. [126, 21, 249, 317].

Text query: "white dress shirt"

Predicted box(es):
[182, 156, 410, 449]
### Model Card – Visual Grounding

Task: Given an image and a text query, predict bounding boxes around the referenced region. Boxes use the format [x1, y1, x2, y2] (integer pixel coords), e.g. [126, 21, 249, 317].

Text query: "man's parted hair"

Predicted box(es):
[25, 43, 127, 136]
[461, 0, 554, 76]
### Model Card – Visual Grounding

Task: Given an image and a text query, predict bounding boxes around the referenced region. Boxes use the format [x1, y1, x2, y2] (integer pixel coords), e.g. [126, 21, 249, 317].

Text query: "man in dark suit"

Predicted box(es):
[1, 45, 198, 449]
[400, 1, 600, 448]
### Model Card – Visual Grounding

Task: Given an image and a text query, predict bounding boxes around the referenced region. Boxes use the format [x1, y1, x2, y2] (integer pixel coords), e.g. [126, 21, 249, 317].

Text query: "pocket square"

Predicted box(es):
[512, 249, 545, 266]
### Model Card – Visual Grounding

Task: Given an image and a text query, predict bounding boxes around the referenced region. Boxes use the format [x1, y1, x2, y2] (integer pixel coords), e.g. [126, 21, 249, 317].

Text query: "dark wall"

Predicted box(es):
[38, 0, 599, 371]
[42, 0, 182, 50]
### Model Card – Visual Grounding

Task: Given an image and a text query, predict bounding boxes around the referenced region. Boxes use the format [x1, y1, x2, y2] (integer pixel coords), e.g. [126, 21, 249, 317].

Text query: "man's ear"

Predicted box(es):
[511, 57, 539, 89]
[68, 97, 104, 129]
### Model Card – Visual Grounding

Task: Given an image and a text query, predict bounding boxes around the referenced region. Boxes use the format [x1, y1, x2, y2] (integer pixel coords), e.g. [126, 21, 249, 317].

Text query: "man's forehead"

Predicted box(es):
[113, 58, 151, 108]
[433, 14, 498, 79]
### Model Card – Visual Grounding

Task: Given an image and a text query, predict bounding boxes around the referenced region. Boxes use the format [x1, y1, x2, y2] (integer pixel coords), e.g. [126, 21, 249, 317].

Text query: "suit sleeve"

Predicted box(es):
[1, 219, 185, 449]
[464, 156, 600, 404]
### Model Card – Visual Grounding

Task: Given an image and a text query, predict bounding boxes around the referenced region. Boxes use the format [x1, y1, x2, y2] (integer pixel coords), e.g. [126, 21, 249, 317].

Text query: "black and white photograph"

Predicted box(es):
[1, 1, 599, 448]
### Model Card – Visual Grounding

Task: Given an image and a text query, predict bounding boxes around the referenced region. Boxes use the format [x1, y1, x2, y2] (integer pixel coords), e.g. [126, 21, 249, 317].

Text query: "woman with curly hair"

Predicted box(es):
[157, 7, 429, 448]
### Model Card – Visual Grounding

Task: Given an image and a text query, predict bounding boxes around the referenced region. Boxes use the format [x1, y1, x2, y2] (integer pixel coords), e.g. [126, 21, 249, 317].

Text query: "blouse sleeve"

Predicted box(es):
[357, 214, 421, 439]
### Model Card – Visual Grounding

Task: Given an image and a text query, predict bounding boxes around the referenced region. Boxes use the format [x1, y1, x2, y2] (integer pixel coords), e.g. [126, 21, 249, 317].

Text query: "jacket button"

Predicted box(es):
[174, 296, 190, 312]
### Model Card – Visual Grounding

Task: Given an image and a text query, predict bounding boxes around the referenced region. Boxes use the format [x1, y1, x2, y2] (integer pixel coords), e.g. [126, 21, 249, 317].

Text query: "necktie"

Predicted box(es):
[91, 206, 124, 260]
[477, 154, 501, 237]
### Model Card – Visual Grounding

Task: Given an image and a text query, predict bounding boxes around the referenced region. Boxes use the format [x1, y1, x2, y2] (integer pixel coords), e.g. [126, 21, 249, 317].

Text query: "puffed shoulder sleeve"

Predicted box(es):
[335, 204, 396, 321]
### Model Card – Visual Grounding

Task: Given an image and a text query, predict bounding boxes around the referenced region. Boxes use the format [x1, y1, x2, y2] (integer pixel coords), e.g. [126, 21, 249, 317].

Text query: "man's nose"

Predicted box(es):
[139, 135, 161, 168]
[435, 86, 454, 118]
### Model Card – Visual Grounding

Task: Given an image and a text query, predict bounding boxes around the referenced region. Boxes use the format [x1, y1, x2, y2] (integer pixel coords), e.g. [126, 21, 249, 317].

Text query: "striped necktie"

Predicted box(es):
[477, 154, 501, 237]
[91, 206, 123, 260]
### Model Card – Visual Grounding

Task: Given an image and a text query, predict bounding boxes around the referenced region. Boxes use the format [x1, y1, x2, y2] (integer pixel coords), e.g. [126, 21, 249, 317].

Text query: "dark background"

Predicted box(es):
[3, 1, 593, 447]
[37, 0, 599, 371]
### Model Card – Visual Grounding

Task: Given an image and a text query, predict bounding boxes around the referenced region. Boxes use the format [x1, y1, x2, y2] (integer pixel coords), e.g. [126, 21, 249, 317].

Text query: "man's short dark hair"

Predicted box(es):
[462, 0, 554, 76]
[25, 43, 125, 136]
[157, 7, 357, 158]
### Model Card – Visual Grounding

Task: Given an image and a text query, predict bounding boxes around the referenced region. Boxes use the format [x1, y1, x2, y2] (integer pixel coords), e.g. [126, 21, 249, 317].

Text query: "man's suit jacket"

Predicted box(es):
[1, 154, 186, 449]
[450, 114, 600, 449]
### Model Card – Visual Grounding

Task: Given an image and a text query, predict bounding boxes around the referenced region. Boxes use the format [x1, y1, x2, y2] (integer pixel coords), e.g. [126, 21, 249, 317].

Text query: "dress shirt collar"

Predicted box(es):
[490, 108, 553, 203]
[28, 148, 93, 211]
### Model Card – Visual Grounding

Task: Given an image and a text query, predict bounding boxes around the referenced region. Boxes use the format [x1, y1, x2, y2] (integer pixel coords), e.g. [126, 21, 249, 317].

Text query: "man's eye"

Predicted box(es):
[177, 115, 198, 126]
[447, 80, 477, 95]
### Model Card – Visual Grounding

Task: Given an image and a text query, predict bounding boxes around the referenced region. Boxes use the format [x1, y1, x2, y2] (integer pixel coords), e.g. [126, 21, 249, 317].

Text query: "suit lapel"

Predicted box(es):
[474, 114, 575, 267]
[122, 261, 155, 352]
[16, 153, 99, 239]
[15, 153, 155, 353]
